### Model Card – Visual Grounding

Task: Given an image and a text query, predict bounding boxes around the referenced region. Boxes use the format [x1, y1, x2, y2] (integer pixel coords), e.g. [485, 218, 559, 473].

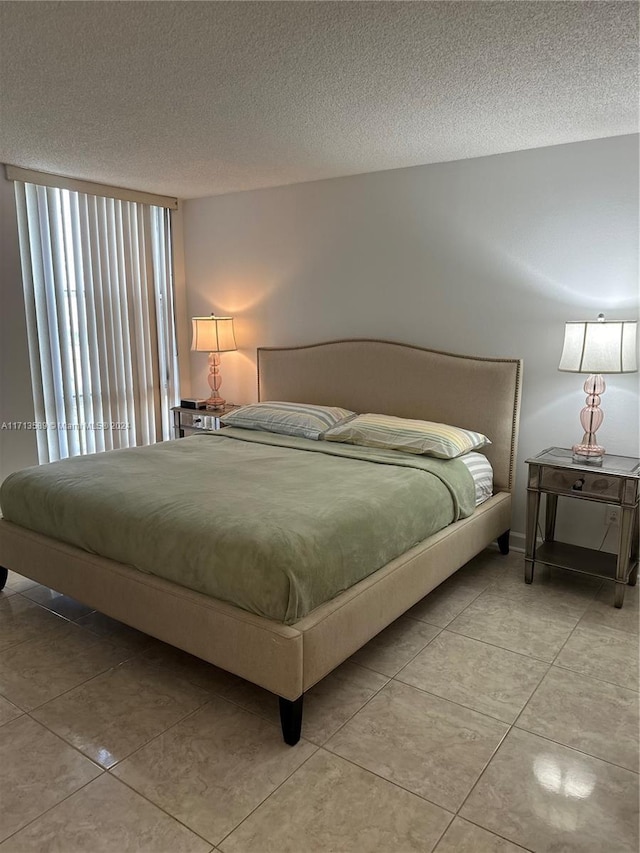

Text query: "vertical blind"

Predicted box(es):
[14, 181, 179, 463]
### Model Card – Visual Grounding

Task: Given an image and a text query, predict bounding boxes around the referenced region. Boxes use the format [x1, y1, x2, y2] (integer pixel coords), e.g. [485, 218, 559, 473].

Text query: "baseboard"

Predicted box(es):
[509, 531, 526, 553]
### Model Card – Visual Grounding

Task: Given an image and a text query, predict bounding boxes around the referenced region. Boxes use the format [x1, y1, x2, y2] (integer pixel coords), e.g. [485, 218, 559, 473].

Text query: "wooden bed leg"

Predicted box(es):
[0, 567, 7, 590]
[279, 695, 304, 746]
[497, 530, 510, 555]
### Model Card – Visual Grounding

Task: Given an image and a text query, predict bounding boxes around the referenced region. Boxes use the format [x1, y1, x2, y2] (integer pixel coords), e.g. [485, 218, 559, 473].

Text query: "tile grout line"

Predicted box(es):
[319, 735, 536, 853]
[409, 554, 514, 614]
[409, 562, 602, 646]
[18, 586, 97, 623]
[318, 561, 512, 812]
[546, 592, 602, 667]
[352, 623, 445, 680]
[319, 744, 458, 822]
[451, 585, 593, 624]
[104, 684, 322, 769]
[103, 697, 261, 847]
[28, 674, 214, 772]
[1, 600, 149, 687]
[106, 697, 219, 767]
[512, 651, 639, 736]
[427, 820, 454, 853]
[17, 639, 155, 716]
[307, 666, 394, 747]
[405, 583, 487, 629]
[8, 642, 220, 805]
[391, 663, 549, 727]
[22, 706, 109, 764]
[0, 593, 74, 654]
[508, 658, 640, 775]
[443, 622, 560, 665]
[508, 658, 560, 732]
[576, 616, 640, 641]
[214, 746, 323, 850]
[107, 772, 223, 849]
[451, 706, 513, 813]
[499, 568, 638, 692]
[509, 722, 640, 776]
[400, 621, 559, 665]
[551, 596, 640, 693]
[456, 815, 535, 852]
[550, 659, 639, 693]
[213, 670, 433, 846]
[100, 684, 329, 850]
[0, 763, 104, 847]
[190, 657, 395, 750]
[440, 564, 611, 665]
[4, 661, 122, 717]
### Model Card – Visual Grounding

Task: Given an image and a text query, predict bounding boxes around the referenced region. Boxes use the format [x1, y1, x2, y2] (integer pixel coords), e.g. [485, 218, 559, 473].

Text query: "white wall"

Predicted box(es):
[183, 135, 639, 548]
[0, 173, 37, 479]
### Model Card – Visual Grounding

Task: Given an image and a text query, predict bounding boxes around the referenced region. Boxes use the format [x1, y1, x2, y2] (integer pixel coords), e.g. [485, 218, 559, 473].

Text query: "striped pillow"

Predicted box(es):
[459, 452, 494, 505]
[324, 413, 491, 459]
[221, 402, 355, 440]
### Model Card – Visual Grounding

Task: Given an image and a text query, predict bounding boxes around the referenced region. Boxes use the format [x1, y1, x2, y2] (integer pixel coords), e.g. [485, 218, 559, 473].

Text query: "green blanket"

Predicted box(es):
[0, 429, 475, 624]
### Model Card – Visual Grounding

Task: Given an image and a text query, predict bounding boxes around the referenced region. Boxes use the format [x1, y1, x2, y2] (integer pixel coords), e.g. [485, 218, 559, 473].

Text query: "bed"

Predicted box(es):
[0, 339, 522, 744]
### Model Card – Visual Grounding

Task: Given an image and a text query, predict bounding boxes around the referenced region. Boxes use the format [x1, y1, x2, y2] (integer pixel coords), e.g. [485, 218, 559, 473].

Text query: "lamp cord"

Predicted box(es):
[597, 522, 613, 552]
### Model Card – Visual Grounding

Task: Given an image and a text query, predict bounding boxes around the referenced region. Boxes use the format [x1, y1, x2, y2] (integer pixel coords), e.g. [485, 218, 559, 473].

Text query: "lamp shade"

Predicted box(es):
[191, 316, 237, 353]
[558, 319, 638, 374]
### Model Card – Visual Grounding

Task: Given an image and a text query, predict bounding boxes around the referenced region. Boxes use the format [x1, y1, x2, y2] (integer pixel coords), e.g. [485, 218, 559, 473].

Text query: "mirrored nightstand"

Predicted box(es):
[525, 447, 640, 608]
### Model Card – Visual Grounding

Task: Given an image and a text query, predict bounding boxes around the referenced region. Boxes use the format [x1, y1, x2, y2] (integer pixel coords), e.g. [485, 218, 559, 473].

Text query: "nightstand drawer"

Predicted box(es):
[540, 467, 622, 500]
[171, 404, 239, 439]
[185, 413, 217, 431]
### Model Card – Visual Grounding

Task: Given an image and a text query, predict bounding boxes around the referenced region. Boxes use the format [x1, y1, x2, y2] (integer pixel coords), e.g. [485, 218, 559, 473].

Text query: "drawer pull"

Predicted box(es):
[571, 478, 585, 491]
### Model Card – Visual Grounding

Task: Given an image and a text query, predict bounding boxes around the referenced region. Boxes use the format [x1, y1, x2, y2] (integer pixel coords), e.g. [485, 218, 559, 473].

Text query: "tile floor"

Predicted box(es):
[0, 548, 638, 852]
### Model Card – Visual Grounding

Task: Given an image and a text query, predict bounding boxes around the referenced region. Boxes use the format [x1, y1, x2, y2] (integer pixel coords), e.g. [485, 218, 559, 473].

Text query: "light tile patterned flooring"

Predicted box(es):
[0, 549, 638, 852]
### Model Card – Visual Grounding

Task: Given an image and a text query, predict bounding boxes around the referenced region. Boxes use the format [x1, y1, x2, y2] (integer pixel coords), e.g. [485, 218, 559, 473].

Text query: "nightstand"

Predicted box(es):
[525, 447, 640, 607]
[171, 404, 239, 439]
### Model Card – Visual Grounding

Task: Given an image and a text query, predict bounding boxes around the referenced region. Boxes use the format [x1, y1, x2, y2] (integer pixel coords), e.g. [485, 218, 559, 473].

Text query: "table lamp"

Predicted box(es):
[191, 315, 237, 410]
[558, 314, 637, 464]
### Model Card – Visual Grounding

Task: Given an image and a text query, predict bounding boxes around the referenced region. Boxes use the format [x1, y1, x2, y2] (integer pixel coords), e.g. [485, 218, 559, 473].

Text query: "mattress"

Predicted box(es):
[459, 452, 494, 506]
[0, 429, 476, 624]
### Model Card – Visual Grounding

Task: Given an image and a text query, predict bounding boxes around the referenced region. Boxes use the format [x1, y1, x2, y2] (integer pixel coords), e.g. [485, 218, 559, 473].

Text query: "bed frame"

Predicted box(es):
[0, 339, 522, 745]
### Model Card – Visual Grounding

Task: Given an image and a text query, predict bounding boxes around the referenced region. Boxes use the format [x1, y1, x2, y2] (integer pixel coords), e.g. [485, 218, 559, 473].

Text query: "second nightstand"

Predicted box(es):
[171, 404, 239, 439]
[525, 447, 640, 608]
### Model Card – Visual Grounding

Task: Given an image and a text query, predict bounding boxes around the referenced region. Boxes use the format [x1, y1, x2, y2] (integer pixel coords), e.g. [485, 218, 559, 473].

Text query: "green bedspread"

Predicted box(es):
[0, 429, 475, 624]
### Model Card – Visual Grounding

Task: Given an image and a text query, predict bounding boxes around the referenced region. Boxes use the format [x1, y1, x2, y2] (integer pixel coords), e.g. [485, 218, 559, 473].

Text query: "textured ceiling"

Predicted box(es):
[0, 2, 637, 199]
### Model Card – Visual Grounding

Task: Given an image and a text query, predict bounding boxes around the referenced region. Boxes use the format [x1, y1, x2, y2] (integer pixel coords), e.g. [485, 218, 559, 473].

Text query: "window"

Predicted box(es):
[13, 179, 179, 462]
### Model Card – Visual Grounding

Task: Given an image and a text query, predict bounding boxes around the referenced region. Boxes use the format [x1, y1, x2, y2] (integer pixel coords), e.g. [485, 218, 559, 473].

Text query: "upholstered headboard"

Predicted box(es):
[257, 339, 522, 493]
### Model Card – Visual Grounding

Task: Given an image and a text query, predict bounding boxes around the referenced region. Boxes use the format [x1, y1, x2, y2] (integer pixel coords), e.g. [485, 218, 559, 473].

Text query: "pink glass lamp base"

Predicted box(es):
[205, 352, 226, 410]
[572, 442, 605, 465]
[205, 397, 226, 411]
[572, 373, 605, 465]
